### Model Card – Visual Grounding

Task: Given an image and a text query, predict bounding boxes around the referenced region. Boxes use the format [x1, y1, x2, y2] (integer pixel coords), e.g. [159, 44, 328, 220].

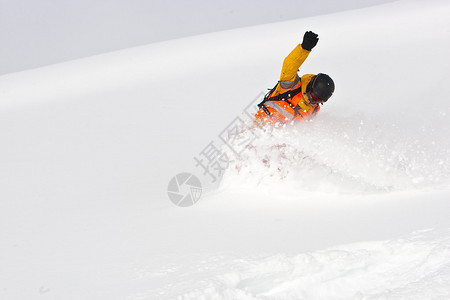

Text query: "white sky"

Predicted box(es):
[0, 0, 393, 75]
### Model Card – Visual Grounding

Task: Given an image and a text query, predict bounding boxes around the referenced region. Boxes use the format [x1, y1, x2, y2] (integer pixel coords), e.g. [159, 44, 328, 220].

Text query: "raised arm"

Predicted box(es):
[279, 31, 319, 82]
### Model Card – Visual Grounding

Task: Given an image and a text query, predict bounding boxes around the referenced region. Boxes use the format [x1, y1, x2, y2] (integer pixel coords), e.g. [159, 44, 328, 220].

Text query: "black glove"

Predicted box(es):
[301, 31, 319, 51]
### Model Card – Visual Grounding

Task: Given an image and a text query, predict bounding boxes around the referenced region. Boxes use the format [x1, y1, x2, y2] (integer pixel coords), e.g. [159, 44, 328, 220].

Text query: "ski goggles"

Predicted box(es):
[306, 91, 325, 105]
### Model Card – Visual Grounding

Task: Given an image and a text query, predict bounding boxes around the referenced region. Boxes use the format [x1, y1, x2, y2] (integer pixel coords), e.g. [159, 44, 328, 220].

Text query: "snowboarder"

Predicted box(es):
[255, 31, 335, 125]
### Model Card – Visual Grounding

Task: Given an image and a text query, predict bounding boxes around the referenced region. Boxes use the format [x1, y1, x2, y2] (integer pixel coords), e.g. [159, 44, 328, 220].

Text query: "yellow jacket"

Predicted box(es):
[254, 43, 319, 125]
[272, 44, 316, 112]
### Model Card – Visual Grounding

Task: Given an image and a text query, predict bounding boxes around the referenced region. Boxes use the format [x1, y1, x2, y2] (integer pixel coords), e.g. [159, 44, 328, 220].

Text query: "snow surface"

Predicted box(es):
[1, 0, 450, 299]
[1, 0, 395, 75]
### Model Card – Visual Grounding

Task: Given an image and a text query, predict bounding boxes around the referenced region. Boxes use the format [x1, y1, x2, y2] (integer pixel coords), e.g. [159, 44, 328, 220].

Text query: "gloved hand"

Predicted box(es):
[301, 31, 319, 51]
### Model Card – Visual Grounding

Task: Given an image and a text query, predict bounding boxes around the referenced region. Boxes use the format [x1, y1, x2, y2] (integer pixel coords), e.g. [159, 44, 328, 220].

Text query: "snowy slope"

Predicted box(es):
[1, 0, 450, 299]
[1, 0, 396, 75]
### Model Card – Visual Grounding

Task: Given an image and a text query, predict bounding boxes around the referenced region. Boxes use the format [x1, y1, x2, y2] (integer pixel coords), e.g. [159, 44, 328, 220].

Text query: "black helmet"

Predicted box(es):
[307, 73, 335, 103]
